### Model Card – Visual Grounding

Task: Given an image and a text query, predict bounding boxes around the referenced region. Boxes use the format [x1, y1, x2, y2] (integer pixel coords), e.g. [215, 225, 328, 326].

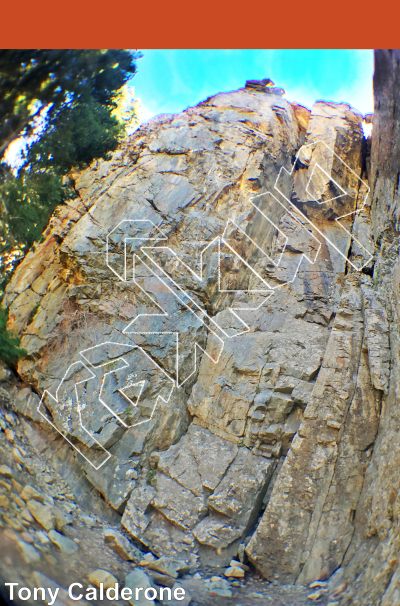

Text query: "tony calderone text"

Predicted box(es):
[5, 582, 186, 603]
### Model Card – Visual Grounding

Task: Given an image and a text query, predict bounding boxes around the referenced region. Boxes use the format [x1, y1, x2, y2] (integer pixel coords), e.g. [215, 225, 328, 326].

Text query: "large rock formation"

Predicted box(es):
[1, 50, 399, 605]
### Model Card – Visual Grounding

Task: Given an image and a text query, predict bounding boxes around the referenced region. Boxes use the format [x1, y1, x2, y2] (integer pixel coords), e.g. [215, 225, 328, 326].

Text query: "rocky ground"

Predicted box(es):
[0, 397, 331, 606]
[1, 50, 400, 606]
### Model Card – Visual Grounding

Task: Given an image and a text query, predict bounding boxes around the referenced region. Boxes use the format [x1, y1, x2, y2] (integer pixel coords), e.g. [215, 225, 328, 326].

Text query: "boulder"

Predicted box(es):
[87, 569, 118, 590]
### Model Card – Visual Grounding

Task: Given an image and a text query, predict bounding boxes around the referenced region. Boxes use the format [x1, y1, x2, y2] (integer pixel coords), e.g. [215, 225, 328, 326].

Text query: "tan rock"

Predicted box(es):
[0, 464, 13, 477]
[21, 485, 44, 502]
[5, 429, 15, 443]
[0, 495, 9, 508]
[229, 559, 249, 571]
[27, 499, 55, 530]
[11, 479, 23, 492]
[3, 515, 24, 531]
[13, 495, 25, 508]
[307, 591, 323, 601]
[13, 447, 24, 464]
[148, 556, 189, 578]
[26, 499, 69, 531]
[246, 279, 366, 582]
[20, 508, 34, 522]
[103, 528, 141, 562]
[88, 569, 118, 589]
[224, 566, 245, 578]
[3, 57, 400, 606]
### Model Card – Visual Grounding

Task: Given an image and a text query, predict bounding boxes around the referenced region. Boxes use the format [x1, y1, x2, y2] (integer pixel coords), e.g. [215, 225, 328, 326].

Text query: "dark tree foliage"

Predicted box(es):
[0, 49, 140, 366]
[0, 49, 140, 257]
[29, 91, 124, 173]
[1, 169, 65, 251]
[0, 49, 139, 158]
[0, 307, 26, 364]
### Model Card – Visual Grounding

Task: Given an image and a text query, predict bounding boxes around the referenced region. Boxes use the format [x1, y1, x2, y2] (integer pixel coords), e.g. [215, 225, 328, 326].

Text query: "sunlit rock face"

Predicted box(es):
[1, 52, 400, 605]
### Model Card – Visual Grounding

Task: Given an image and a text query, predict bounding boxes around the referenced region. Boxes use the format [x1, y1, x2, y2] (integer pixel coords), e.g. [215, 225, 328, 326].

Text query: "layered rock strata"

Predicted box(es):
[0, 50, 399, 606]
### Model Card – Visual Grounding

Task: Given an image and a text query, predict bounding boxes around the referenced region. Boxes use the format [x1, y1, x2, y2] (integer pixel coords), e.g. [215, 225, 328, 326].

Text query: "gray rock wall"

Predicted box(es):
[1, 51, 399, 605]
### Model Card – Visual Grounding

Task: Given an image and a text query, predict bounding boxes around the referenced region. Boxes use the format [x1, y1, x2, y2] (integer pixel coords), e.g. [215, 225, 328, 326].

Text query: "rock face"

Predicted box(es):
[1, 50, 400, 605]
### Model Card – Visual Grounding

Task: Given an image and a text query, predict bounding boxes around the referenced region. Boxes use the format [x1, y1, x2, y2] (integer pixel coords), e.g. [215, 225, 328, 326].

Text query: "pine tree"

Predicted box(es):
[0, 49, 141, 365]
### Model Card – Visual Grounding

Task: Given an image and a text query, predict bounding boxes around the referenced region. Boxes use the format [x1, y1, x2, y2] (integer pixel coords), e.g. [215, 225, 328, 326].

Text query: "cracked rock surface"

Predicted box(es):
[1, 50, 400, 605]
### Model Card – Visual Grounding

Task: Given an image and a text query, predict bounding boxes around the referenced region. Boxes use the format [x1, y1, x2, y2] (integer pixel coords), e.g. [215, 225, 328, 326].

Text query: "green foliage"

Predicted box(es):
[1, 170, 65, 251]
[0, 49, 140, 158]
[0, 49, 140, 281]
[28, 302, 40, 325]
[1, 95, 124, 253]
[28, 93, 124, 174]
[0, 307, 26, 366]
[146, 469, 157, 486]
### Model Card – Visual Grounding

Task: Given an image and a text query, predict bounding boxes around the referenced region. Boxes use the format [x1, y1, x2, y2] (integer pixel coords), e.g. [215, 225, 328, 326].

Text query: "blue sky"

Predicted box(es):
[132, 50, 374, 121]
[4, 50, 374, 170]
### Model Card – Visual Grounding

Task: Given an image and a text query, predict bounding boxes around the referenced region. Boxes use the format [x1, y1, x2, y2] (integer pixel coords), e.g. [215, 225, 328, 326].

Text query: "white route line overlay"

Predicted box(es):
[37, 139, 372, 468]
[37, 343, 175, 470]
[275, 139, 373, 271]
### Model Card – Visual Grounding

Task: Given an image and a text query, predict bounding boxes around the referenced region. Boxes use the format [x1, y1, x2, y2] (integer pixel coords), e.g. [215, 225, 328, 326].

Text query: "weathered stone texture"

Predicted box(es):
[1, 51, 400, 606]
